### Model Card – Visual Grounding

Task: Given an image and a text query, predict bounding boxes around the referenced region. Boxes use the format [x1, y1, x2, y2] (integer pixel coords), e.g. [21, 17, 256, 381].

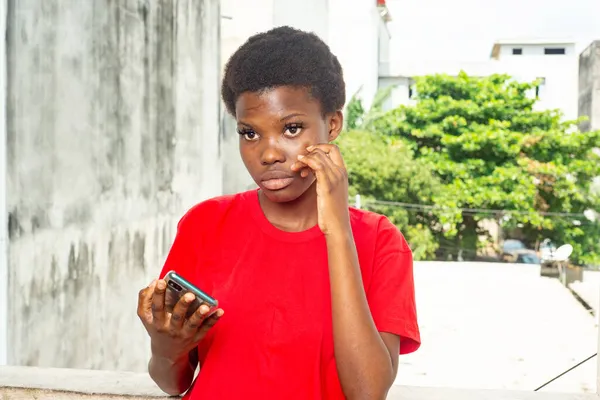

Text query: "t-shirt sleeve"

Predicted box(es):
[158, 209, 199, 280]
[366, 217, 421, 355]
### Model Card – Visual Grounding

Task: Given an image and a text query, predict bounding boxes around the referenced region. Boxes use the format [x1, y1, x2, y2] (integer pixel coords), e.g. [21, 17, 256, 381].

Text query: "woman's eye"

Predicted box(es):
[284, 124, 303, 136]
[238, 129, 259, 141]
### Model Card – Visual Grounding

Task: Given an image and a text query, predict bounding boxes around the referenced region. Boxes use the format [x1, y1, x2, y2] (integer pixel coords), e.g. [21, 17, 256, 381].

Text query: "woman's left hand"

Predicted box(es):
[291, 144, 351, 236]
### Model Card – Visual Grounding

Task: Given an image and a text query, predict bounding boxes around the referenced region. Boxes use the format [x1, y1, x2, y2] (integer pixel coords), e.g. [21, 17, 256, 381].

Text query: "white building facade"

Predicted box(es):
[381, 38, 580, 122]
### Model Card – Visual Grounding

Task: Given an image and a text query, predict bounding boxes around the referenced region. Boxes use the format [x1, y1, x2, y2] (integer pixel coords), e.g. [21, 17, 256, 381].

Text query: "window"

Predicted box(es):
[512, 48, 523, 55]
[544, 47, 566, 55]
[535, 78, 546, 98]
[408, 83, 417, 99]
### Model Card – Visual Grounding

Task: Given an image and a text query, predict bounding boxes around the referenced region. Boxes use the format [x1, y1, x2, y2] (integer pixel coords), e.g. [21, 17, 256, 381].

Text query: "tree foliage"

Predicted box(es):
[336, 130, 440, 260]
[341, 72, 600, 265]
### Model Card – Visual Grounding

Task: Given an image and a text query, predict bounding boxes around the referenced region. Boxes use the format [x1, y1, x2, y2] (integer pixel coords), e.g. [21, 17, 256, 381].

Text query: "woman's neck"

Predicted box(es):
[258, 183, 319, 233]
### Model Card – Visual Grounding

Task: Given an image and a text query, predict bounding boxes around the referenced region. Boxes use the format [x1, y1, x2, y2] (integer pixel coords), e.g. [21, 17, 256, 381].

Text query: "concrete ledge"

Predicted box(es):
[1, 366, 598, 399]
[0, 366, 166, 398]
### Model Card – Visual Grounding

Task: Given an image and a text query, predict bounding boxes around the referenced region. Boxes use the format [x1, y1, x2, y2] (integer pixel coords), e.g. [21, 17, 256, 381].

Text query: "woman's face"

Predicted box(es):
[235, 86, 343, 203]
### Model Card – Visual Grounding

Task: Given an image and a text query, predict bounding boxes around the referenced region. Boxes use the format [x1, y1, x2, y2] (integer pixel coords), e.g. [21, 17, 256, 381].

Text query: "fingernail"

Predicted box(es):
[184, 293, 195, 302]
[216, 309, 224, 317]
[157, 280, 166, 290]
[307, 145, 314, 151]
[148, 279, 157, 288]
[297, 155, 304, 160]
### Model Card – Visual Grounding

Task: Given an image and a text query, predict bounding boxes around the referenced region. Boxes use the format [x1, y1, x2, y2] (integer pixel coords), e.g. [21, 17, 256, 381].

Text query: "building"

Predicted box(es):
[220, 0, 393, 194]
[578, 40, 600, 132]
[380, 38, 580, 122]
[490, 39, 577, 59]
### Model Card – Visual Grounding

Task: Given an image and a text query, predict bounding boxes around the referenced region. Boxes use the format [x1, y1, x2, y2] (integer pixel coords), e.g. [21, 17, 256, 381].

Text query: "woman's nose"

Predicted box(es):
[260, 137, 286, 165]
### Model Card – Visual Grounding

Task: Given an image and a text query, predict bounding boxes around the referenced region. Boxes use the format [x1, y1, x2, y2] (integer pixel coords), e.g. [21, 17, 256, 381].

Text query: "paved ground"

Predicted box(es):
[396, 262, 598, 394]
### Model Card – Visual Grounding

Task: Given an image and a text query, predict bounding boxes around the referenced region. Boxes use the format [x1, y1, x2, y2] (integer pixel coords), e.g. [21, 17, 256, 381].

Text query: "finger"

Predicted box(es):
[184, 304, 211, 331]
[169, 292, 195, 330]
[151, 279, 167, 325]
[194, 309, 224, 340]
[297, 153, 331, 184]
[137, 279, 157, 323]
[298, 149, 336, 172]
[300, 149, 337, 177]
[308, 144, 346, 169]
[289, 160, 312, 178]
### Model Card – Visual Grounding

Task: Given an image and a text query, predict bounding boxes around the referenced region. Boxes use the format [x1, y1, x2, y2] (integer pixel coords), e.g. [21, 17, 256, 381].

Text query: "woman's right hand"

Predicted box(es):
[137, 279, 224, 362]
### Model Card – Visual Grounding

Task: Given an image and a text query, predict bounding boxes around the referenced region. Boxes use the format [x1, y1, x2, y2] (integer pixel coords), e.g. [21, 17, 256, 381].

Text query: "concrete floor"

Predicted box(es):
[396, 262, 598, 394]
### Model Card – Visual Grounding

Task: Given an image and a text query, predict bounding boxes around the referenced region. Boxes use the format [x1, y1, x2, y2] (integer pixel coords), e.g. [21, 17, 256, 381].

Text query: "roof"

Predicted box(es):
[490, 38, 576, 59]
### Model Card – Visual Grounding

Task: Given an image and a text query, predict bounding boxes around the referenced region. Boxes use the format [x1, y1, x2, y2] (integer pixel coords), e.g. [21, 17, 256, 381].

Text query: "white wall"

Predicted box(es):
[328, 0, 381, 109]
[7, 0, 222, 370]
[498, 43, 576, 58]
[378, 76, 412, 111]
[378, 18, 392, 77]
[273, 0, 328, 41]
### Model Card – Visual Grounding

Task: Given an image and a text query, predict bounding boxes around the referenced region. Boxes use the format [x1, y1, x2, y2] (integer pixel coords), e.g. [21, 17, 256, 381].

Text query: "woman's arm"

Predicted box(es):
[293, 143, 401, 399]
[326, 231, 399, 400]
[148, 349, 198, 396]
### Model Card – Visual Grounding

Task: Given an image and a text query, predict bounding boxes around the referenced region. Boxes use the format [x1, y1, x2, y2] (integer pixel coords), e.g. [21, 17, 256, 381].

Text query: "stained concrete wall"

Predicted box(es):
[6, 0, 222, 371]
[578, 41, 600, 132]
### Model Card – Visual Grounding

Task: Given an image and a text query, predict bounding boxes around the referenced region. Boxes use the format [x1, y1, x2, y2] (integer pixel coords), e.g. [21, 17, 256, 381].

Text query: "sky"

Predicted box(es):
[385, 0, 600, 64]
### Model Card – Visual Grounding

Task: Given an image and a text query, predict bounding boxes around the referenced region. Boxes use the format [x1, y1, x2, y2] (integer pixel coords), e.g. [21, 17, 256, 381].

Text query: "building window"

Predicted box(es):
[409, 83, 417, 99]
[512, 48, 523, 55]
[544, 48, 566, 55]
[534, 77, 546, 99]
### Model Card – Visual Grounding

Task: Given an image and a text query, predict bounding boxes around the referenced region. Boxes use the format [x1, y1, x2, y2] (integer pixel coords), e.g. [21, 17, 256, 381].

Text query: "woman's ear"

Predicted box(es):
[327, 111, 344, 142]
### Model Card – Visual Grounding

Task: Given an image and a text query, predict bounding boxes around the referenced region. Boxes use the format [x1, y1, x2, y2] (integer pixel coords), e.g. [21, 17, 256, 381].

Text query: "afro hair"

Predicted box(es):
[221, 26, 346, 117]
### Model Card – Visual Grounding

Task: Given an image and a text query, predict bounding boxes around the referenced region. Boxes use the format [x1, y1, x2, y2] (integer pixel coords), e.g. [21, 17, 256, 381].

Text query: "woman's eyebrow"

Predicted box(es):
[237, 121, 253, 128]
[280, 113, 307, 122]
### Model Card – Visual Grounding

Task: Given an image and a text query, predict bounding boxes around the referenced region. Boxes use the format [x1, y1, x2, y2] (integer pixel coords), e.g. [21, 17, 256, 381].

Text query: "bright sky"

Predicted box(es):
[385, 0, 600, 63]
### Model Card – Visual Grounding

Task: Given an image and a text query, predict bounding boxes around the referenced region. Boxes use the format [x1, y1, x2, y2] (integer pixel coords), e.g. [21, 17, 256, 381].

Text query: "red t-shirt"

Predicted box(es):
[159, 189, 420, 399]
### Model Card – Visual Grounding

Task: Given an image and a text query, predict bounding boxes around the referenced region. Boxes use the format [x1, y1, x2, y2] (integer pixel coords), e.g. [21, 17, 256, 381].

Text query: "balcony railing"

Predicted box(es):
[1, 366, 598, 400]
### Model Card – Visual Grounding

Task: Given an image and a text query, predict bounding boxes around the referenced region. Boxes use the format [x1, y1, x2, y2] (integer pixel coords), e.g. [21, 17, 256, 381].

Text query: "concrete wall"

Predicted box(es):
[6, 0, 222, 371]
[0, 0, 8, 366]
[578, 41, 600, 132]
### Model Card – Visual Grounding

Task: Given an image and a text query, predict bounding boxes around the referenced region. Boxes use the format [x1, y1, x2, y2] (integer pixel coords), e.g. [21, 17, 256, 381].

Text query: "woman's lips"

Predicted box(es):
[261, 177, 294, 191]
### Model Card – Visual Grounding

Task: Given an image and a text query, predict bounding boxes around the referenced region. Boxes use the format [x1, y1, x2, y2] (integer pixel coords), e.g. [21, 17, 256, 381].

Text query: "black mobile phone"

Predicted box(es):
[163, 270, 218, 318]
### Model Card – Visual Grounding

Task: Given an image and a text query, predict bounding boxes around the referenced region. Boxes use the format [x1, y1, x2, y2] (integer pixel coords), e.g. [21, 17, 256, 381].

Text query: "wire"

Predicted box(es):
[533, 353, 597, 391]
[366, 199, 589, 218]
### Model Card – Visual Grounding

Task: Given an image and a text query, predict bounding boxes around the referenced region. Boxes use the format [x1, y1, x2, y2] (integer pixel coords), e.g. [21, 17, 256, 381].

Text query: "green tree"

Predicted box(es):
[336, 129, 441, 260]
[363, 72, 600, 265]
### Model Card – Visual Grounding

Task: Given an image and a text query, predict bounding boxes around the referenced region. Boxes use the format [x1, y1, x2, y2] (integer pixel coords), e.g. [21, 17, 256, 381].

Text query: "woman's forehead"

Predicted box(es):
[235, 87, 322, 119]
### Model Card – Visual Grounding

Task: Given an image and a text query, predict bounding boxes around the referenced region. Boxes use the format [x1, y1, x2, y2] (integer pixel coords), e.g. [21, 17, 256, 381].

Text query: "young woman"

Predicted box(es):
[137, 26, 420, 400]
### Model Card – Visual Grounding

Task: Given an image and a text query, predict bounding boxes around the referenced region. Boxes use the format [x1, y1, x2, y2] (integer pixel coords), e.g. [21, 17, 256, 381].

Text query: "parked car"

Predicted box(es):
[500, 239, 540, 264]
